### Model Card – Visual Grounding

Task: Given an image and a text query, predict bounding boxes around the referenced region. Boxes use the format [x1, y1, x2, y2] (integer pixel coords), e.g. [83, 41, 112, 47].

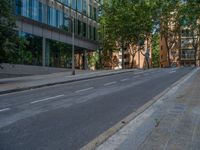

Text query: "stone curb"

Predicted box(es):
[80, 68, 199, 150]
[0, 69, 156, 95]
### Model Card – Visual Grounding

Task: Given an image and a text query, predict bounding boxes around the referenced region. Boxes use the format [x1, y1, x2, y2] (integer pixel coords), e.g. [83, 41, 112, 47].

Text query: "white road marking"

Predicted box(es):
[133, 75, 140, 78]
[104, 81, 117, 86]
[170, 70, 176, 74]
[120, 78, 129, 82]
[75, 87, 94, 93]
[30, 95, 65, 104]
[0, 108, 10, 112]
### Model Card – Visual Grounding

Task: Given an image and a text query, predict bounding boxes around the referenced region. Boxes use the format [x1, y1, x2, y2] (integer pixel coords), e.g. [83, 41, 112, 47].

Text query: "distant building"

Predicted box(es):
[160, 24, 200, 67]
[102, 38, 152, 70]
[13, 0, 99, 69]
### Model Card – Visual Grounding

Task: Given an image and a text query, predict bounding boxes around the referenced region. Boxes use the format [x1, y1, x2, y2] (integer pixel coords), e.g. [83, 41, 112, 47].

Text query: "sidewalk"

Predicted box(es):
[0, 68, 153, 95]
[96, 68, 200, 150]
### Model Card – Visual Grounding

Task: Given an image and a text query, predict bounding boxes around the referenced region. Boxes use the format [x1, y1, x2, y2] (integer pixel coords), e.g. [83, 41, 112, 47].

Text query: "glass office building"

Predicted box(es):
[14, 0, 99, 68]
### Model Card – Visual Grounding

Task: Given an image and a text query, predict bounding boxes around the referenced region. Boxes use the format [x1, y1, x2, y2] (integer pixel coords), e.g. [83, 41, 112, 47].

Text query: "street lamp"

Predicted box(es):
[71, 17, 75, 75]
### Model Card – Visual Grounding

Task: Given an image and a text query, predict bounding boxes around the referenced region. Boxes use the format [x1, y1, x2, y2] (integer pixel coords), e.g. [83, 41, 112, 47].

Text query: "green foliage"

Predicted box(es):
[88, 52, 101, 69]
[0, 0, 17, 63]
[99, 0, 157, 68]
[15, 37, 34, 64]
[100, 0, 155, 51]
[152, 34, 160, 67]
[179, 0, 200, 30]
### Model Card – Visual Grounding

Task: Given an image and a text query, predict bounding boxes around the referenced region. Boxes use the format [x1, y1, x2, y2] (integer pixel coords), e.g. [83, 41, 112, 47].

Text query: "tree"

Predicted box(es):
[152, 33, 160, 67]
[156, 0, 182, 67]
[99, 0, 155, 69]
[0, 0, 16, 67]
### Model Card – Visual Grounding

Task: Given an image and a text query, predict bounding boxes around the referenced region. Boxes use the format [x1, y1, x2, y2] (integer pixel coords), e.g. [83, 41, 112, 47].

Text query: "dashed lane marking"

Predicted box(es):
[0, 108, 11, 112]
[120, 78, 129, 82]
[30, 95, 65, 104]
[104, 82, 117, 86]
[75, 87, 94, 93]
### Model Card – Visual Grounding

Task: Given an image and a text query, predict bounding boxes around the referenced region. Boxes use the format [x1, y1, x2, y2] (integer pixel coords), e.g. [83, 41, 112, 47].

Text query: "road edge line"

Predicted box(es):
[80, 67, 199, 150]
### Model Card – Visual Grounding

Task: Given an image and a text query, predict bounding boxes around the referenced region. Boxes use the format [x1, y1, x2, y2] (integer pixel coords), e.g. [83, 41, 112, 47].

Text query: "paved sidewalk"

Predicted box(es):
[96, 68, 200, 150]
[0, 68, 154, 95]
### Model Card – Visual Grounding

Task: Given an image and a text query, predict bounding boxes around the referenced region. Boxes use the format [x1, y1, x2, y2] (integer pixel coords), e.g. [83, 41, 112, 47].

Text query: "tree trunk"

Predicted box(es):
[146, 57, 150, 69]
[121, 47, 125, 69]
[165, 36, 171, 67]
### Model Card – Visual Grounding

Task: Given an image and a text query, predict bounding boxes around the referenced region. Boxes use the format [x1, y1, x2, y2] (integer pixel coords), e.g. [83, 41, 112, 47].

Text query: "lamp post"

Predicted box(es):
[71, 17, 75, 75]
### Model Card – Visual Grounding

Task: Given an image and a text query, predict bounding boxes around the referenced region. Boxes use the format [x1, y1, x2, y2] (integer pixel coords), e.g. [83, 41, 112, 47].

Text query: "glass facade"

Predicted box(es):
[83, 0, 87, 15]
[77, 0, 82, 12]
[13, 0, 98, 68]
[10, 31, 72, 68]
[12, 32, 43, 66]
[15, 0, 98, 41]
[48, 39, 72, 68]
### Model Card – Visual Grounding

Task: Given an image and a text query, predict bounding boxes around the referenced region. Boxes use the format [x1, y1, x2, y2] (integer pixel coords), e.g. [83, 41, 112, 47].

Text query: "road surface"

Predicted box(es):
[0, 67, 193, 150]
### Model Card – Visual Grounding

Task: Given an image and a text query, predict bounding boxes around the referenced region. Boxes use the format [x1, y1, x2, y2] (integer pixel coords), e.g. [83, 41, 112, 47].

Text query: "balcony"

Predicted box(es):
[181, 54, 195, 60]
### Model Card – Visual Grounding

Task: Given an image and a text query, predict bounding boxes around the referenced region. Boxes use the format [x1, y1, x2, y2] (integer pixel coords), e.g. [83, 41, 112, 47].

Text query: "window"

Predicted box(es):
[19, 0, 40, 20]
[66, 0, 71, 6]
[38, 2, 43, 22]
[42, 3, 47, 24]
[94, 7, 97, 21]
[47, 6, 57, 27]
[56, 10, 59, 27]
[89, 25, 93, 40]
[32, 0, 39, 21]
[63, 13, 69, 31]
[89, 5, 93, 18]
[83, 0, 87, 15]
[16, 0, 22, 15]
[72, 0, 76, 10]
[58, 11, 64, 28]
[93, 27, 96, 40]
[82, 22, 86, 37]
[27, 0, 33, 18]
[21, 0, 28, 17]
[77, 0, 82, 12]
[60, 0, 71, 6]
[78, 20, 82, 36]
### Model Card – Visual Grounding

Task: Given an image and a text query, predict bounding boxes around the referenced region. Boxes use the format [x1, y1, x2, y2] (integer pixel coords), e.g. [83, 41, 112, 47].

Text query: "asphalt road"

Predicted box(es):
[0, 67, 194, 150]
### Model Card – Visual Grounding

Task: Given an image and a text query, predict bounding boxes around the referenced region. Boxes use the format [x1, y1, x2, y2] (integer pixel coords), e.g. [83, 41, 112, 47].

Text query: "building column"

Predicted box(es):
[83, 50, 88, 70]
[42, 37, 50, 67]
[42, 37, 46, 66]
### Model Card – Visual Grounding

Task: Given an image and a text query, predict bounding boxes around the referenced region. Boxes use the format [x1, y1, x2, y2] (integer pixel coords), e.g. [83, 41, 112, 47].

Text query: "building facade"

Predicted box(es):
[160, 24, 200, 67]
[102, 39, 152, 70]
[180, 28, 200, 66]
[14, 0, 99, 69]
[160, 28, 200, 67]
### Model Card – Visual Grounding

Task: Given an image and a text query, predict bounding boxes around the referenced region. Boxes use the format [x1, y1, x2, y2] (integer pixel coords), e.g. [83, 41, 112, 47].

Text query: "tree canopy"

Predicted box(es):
[99, 0, 156, 68]
[0, 0, 16, 64]
[99, 0, 200, 67]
